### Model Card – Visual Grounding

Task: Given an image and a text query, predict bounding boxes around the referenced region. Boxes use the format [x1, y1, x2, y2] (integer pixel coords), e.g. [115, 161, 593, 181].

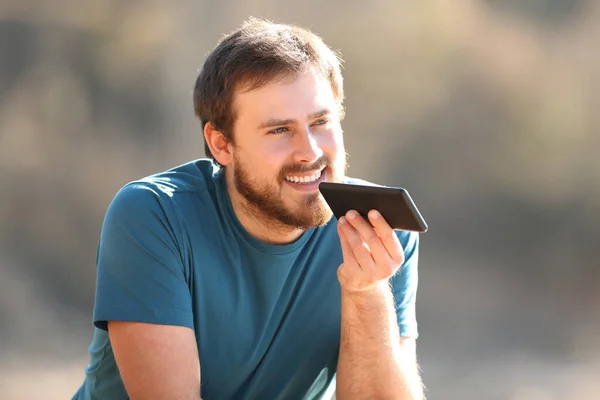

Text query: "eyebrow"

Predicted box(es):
[257, 109, 331, 130]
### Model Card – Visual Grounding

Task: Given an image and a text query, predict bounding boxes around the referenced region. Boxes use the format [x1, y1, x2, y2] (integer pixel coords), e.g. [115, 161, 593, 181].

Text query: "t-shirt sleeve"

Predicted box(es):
[92, 182, 194, 331]
[390, 230, 420, 338]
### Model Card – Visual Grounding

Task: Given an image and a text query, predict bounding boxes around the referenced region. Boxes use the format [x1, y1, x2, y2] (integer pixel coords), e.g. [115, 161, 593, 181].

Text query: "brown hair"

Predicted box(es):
[193, 17, 345, 165]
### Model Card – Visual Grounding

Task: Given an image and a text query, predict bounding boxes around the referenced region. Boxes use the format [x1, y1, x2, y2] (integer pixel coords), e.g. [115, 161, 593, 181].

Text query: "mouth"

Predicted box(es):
[283, 167, 327, 191]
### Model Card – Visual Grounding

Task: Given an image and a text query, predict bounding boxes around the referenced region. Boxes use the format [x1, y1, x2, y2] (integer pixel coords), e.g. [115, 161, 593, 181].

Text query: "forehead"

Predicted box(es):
[233, 68, 337, 124]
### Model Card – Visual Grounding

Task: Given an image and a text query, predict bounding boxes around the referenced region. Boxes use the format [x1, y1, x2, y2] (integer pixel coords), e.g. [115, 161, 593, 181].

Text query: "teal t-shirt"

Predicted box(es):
[73, 159, 419, 400]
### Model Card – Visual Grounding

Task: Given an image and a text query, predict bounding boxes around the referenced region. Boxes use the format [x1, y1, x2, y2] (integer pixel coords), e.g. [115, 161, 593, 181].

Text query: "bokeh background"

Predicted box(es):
[1, 1, 599, 399]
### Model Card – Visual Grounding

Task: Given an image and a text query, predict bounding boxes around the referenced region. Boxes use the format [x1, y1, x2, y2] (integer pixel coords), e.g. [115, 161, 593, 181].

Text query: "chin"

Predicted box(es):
[299, 200, 334, 228]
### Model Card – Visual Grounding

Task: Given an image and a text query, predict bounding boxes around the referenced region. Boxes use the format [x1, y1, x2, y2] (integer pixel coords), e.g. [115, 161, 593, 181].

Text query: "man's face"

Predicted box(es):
[227, 67, 347, 230]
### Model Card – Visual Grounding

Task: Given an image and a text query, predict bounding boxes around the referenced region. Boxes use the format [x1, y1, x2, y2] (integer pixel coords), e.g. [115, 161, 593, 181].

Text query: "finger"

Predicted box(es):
[337, 217, 357, 264]
[339, 214, 375, 271]
[368, 210, 405, 265]
[345, 210, 392, 268]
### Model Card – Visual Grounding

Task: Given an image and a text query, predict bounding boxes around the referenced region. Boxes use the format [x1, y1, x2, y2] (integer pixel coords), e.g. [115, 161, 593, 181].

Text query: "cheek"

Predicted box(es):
[325, 129, 345, 157]
[245, 146, 287, 178]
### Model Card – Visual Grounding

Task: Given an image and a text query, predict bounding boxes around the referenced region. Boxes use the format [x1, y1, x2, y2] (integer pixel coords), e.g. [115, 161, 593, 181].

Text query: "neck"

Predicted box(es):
[224, 173, 305, 245]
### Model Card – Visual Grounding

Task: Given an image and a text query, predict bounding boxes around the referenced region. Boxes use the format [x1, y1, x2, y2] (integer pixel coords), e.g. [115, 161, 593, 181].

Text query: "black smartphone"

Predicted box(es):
[318, 182, 428, 232]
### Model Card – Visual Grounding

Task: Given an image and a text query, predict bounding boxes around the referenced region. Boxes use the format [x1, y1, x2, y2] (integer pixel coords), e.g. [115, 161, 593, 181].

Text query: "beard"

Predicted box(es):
[232, 152, 346, 230]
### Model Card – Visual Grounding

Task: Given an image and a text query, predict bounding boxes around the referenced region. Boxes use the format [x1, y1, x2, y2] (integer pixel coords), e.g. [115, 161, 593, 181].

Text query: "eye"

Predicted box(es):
[268, 126, 290, 135]
[312, 118, 329, 127]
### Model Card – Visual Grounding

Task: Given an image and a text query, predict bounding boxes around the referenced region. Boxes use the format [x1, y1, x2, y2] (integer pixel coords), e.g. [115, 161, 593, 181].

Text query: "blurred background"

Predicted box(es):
[1, 0, 599, 399]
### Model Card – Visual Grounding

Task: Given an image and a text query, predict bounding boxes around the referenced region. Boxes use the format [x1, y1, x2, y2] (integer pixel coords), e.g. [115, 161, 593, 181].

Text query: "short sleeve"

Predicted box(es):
[390, 230, 420, 338]
[92, 182, 194, 331]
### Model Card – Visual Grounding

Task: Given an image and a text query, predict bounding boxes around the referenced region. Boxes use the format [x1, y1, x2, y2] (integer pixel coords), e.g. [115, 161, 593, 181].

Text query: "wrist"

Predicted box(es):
[341, 281, 393, 307]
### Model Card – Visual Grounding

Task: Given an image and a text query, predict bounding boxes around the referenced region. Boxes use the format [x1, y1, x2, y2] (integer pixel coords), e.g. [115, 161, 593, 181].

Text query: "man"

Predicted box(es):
[73, 17, 424, 400]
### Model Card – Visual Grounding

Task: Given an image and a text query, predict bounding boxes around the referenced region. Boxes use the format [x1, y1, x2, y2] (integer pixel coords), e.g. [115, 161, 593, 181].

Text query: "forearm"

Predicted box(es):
[336, 283, 423, 400]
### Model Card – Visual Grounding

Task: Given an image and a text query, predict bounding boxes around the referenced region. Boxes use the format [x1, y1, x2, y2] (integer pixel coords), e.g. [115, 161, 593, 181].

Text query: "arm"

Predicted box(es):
[337, 285, 423, 399]
[109, 322, 201, 400]
[335, 210, 424, 400]
[93, 182, 201, 399]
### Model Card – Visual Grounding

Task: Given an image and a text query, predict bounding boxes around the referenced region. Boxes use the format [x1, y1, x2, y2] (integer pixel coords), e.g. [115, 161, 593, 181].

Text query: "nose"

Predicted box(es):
[292, 128, 323, 164]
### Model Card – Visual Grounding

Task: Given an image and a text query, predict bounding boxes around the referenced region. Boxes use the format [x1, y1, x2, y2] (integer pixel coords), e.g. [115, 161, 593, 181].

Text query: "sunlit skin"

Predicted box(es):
[205, 67, 347, 245]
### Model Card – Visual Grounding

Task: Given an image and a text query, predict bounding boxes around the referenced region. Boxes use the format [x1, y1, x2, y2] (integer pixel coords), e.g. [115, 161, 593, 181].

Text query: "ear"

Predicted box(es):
[204, 122, 232, 166]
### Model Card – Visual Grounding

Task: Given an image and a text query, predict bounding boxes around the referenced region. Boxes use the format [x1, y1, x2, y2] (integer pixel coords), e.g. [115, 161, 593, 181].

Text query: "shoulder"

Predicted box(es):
[107, 159, 219, 214]
[134, 158, 220, 197]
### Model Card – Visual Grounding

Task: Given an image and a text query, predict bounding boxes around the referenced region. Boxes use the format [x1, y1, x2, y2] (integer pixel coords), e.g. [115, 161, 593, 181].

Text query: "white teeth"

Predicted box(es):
[285, 169, 322, 184]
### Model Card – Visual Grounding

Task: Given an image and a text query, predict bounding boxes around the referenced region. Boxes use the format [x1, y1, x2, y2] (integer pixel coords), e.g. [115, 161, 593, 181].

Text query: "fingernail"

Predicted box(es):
[347, 210, 357, 219]
[339, 216, 346, 224]
[370, 210, 380, 219]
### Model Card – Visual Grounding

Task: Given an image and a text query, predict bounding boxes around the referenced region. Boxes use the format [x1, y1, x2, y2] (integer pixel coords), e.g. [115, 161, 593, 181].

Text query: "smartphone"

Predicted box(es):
[318, 182, 428, 232]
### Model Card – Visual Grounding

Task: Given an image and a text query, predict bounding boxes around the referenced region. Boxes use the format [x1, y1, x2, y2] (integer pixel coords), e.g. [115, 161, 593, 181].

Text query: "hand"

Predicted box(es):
[336, 209, 405, 294]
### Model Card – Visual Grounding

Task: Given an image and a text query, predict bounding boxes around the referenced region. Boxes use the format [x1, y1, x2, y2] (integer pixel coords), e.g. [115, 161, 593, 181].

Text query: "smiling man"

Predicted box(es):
[73, 18, 425, 400]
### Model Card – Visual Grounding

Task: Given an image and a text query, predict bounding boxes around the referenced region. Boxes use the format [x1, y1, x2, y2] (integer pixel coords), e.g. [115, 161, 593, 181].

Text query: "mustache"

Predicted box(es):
[279, 155, 331, 177]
